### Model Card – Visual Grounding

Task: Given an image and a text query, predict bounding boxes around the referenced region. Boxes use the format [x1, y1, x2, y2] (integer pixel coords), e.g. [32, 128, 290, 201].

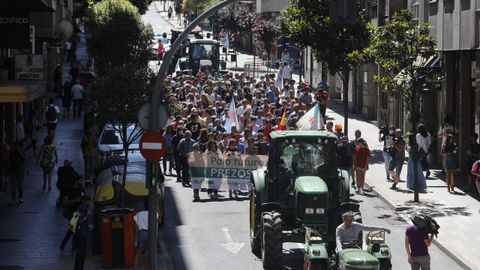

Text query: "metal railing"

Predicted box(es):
[243, 60, 276, 78]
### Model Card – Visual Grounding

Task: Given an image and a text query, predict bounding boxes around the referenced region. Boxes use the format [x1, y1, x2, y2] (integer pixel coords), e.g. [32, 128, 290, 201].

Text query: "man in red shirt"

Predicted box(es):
[261, 119, 274, 141]
[157, 40, 164, 64]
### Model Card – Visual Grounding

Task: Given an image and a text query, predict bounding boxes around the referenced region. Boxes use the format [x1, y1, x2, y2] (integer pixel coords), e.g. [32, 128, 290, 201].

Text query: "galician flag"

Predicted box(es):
[296, 103, 324, 130]
[225, 98, 239, 133]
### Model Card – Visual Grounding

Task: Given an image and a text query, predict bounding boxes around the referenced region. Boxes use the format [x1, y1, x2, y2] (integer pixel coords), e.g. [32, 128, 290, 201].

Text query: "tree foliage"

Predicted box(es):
[282, 0, 371, 74]
[182, 0, 217, 12]
[85, 0, 153, 73]
[350, 9, 437, 117]
[216, 3, 257, 33]
[87, 0, 153, 14]
[252, 18, 280, 56]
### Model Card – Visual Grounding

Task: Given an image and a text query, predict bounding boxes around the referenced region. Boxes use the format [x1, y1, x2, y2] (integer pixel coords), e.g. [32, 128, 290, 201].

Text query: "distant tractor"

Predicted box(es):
[249, 130, 356, 269]
[173, 39, 225, 75]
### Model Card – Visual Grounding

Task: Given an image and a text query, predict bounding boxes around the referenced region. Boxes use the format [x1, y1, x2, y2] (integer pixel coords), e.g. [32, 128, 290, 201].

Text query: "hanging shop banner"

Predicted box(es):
[0, 12, 30, 49]
[188, 152, 268, 191]
[14, 54, 45, 80]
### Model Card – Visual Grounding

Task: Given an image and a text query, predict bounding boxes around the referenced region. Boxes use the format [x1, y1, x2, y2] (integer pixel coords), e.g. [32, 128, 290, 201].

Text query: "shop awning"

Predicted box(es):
[0, 0, 55, 12]
[0, 81, 46, 103]
[393, 54, 441, 84]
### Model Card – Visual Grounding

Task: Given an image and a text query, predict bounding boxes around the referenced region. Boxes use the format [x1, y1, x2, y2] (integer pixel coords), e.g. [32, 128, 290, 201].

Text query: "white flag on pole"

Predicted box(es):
[296, 103, 324, 130]
[225, 98, 239, 133]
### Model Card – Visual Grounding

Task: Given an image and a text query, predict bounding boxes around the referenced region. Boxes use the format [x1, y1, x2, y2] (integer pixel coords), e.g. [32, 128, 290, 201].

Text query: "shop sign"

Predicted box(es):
[0, 12, 30, 49]
[14, 54, 44, 80]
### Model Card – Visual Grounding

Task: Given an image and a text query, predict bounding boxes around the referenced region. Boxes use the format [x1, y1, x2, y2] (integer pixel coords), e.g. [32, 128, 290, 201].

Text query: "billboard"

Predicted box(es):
[0, 12, 30, 49]
[14, 54, 45, 80]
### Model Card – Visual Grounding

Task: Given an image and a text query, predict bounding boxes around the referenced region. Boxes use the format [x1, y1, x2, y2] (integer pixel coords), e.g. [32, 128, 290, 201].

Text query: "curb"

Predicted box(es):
[365, 180, 473, 270]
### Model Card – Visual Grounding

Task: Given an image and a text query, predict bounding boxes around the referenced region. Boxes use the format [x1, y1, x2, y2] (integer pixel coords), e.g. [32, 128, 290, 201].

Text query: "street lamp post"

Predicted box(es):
[146, 0, 245, 268]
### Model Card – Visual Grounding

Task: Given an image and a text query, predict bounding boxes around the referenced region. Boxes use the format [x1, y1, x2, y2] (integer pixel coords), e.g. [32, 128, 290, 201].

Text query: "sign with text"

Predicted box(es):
[188, 152, 268, 191]
[14, 54, 45, 80]
[0, 12, 30, 49]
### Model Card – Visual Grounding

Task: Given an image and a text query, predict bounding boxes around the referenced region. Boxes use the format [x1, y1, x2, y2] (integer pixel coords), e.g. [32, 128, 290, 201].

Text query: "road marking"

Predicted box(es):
[219, 227, 245, 254]
[142, 142, 163, 149]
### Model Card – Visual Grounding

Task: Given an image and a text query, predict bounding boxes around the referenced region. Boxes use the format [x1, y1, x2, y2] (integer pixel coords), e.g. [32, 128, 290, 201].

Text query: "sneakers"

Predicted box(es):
[390, 183, 397, 190]
[425, 171, 431, 178]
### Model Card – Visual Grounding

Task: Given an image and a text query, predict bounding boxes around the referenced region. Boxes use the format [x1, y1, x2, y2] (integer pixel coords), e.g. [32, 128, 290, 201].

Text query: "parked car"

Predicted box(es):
[97, 123, 142, 156]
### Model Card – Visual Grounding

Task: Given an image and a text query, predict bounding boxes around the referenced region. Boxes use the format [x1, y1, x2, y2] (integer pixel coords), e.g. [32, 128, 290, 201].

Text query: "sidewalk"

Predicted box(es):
[326, 101, 479, 270]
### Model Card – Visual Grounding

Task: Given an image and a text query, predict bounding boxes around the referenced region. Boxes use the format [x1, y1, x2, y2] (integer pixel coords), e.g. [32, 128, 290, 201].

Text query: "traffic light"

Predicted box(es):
[330, 0, 358, 24]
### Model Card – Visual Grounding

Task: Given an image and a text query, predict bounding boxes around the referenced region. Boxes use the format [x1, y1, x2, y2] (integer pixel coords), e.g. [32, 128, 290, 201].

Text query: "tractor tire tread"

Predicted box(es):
[262, 211, 283, 269]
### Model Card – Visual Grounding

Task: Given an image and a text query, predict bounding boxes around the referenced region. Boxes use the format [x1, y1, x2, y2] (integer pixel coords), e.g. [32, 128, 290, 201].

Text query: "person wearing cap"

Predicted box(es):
[405, 217, 434, 270]
[390, 129, 406, 189]
[336, 211, 390, 253]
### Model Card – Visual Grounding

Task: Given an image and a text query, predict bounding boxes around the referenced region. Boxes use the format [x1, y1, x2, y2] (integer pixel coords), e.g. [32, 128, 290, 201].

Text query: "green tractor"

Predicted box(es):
[249, 130, 355, 269]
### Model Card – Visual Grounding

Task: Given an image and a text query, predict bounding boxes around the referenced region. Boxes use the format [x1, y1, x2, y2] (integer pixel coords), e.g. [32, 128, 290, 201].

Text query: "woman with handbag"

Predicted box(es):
[36, 135, 58, 191]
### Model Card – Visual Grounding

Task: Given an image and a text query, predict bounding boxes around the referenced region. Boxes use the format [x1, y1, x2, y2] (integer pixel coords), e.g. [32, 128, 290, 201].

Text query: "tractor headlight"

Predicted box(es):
[316, 208, 325, 214]
[305, 208, 315, 214]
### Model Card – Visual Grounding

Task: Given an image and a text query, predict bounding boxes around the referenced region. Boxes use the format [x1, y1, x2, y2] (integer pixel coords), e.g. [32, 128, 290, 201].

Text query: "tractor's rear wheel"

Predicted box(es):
[249, 189, 261, 258]
[261, 211, 283, 269]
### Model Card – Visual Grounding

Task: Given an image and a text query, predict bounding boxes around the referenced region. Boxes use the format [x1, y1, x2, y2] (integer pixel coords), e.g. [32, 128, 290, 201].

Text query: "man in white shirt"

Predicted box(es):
[134, 200, 153, 270]
[71, 79, 85, 119]
[281, 62, 292, 86]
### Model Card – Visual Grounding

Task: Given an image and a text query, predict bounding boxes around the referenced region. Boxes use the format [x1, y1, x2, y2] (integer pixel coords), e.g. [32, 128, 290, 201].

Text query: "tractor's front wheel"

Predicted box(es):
[261, 211, 283, 269]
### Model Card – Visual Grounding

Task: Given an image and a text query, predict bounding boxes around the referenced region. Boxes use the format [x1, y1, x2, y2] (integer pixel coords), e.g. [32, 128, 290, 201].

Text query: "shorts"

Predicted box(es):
[136, 230, 148, 250]
[389, 157, 404, 173]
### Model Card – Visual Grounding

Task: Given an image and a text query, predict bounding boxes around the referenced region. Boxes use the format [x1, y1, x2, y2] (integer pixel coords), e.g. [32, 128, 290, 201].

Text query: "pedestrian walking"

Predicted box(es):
[190, 143, 202, 201]
[172, 127, 184, 181]
[80, 129, 96, 185]
[337, 136, 354, 188]
[353, 138, 370, 194]
[25, 110, 41, 155]
[157, 39, 164, 64]
[465, 133, 480, 192]
[405, 217, 434, 270]
[168, 5, 173, 20]
[45, 98, 60, 138]
[8, 141, 26, 205]
[60, 177, 84, 253]
[62, 79, 73, 118]
[206, 140, 220, 198]
[441, 134, 458, 193]
[133, 199, 157, 270]
[163, 126, 174, 175]
[36, 135, 58, 191]
[56, 159, 82, 208]
[71, 79, 85, 119]
[416, 124, 432, 178]
[73, 195, 92, 270]
[379, 126, 395, 181]
[390, 129, 406, 190]
[177, 130, 195, 187]
[280, 62, 292, 86]
[15, 115, 25, 146]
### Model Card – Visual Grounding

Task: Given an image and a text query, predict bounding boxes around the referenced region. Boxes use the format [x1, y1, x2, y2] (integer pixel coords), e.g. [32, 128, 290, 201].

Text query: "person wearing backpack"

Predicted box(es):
[36, 135, 58, 191]
[45, 98, 60, 137]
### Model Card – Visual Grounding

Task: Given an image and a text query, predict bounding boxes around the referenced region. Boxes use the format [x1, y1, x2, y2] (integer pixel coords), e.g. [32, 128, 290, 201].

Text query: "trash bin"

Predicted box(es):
[100, 208, 135, 268]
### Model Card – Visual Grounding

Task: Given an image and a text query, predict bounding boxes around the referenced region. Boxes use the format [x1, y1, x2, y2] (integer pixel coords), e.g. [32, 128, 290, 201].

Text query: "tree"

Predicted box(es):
[282, 0, 371, 135]
[350, 9, 439, 202]
[182, 0, 217, 12]
[86, 0, 153, 14]
[252, 18, 280, 61]
[85, 0, 152, 199]
[85, 0, 153, 73]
